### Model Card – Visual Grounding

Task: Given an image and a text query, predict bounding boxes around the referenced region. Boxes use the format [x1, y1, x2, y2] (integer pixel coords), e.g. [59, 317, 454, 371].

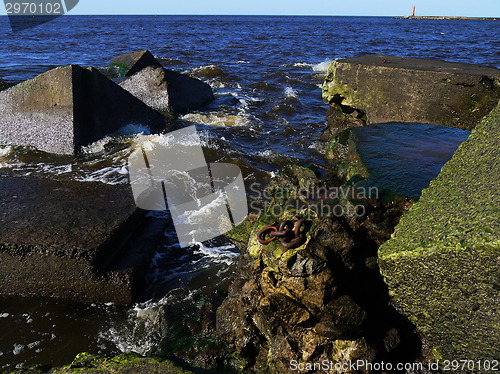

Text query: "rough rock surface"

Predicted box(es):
[0, 65, 167, 154]
[217, 166, 422, 373]
[322, 55, 500, 135]
[108, 50, 162, 77]
[6, 352, 194, 374]
[0, 171, 166, 304]
[378, 102, 500, 366]
[120, 66, 214, 116]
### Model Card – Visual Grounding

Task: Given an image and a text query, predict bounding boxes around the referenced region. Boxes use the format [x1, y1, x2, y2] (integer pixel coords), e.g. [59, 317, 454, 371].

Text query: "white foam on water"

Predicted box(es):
[27, 341, 40, 350]
[81, 124, 151, 155]
[99, 298, 168, 356]
[308, 141, 327, 154]
[312, 59, 335, 72]
[284, 86, 298, 99]
[192, 241, 239, 265]
[292, 62, 313, 68]
[0, 146, 13, 158]
[12, 344, 24, 355]
[0, 313, 9, 318]
[181, 111, 252, 127]
[74, 166, 127, 185]
[236, 60, 250, 64]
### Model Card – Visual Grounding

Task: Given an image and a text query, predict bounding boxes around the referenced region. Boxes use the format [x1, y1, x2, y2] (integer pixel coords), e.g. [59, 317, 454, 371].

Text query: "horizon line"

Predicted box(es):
[0, 13, 499, 18]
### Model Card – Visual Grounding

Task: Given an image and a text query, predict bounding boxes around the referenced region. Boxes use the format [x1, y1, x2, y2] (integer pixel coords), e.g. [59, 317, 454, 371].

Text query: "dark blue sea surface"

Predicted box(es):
[0, 15, 498, 369]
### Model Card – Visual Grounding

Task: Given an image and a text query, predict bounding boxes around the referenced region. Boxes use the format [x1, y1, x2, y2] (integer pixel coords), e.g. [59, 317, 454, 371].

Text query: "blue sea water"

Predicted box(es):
[0, 15, 498, 369]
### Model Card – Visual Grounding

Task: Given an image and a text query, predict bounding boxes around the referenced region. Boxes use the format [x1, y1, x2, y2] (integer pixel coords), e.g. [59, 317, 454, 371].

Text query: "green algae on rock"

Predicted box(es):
[217, 166, 421, 373]
[322, 55, 500, 134]
[5, 352, 194, 374]
[378, 102, 500, 366]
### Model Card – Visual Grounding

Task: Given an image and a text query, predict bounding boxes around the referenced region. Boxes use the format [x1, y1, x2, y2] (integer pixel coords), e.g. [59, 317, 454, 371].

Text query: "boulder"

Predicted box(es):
[120, 66, 215, 116]
[322, 55, 500, 134]
[217, 166, 421, 373]
[8, 352, 194, 374]
[0, 65, 167, 155]
[378, 102, 500, 365]
[108, 50, 162, 77]
[0, 170, 167, 304]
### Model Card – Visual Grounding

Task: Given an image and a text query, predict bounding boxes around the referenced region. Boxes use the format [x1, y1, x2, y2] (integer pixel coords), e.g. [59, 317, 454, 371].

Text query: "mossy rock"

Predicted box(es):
[6, 352, 196, 374]
[378, 102, 500, 366]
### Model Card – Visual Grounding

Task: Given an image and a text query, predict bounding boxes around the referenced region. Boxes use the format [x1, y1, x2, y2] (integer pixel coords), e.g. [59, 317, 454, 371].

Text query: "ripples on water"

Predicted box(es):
[0, 15, 498, 369]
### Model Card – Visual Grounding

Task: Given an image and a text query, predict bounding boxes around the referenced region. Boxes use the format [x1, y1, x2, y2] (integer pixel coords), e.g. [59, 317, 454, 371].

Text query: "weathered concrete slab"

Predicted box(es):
[109, 50, 162, 77]
[0, 65, 167, 155]
[378, 102, 500, 364]
[0, 171, 165, 304]
[120, 65, 214, 116]
[322, 55, 500, 135]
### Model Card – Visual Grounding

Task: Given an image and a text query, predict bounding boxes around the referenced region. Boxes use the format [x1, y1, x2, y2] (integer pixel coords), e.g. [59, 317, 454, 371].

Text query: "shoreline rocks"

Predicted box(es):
[120, 65, 214, 116]
[217, 166, 421, 373]
[322, 55, 500, 135]
[0, 64, 167, 155]
[378, 102, 500, 365]
[0, 170, 167, 304]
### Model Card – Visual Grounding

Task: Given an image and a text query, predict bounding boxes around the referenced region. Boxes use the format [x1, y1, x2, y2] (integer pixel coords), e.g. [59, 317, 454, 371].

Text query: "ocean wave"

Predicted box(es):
[186, 64, 227, 79]
[99, 299, 165, 356]
[284, 86, 299, 99]
[292, 62, 313, 68]
[181, 111, 253, 128]
[0, 145, 13, 158]
[312, 59, 334, 73]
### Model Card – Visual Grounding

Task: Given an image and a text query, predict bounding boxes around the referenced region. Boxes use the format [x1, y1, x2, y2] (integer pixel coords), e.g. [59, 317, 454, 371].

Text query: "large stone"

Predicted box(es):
[322, 55, 500, 133]
[217, 166, 421, 373]
[120, 66, 215, 116]
[108, 50, 162, 77]
[8, 352, 194, 374]
[378, 102, 500, 365]
[0, 65, 167, 155]
[0, 171, 166, 304]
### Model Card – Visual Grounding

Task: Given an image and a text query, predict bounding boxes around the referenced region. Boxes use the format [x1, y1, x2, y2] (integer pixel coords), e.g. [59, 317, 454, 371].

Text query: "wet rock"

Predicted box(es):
[0, 171, 167, 304]
[217, 166, 422, 373]
[7, 352, 195, 373]
[322, 55, 500, 135]
[108, 49, 162, 77]
[378, 102, 500, 365]
[315, 295, 367, 340]
[0, 65, 167, 155]
[120, 65, 215, 116]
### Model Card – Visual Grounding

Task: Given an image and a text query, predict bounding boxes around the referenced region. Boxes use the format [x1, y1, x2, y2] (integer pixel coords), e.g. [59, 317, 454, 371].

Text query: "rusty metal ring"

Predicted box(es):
[271, 220, 294, 238]
[281, 233, 306, 249]
[293, 218, 306, 237]
[257, 226, 277, 245]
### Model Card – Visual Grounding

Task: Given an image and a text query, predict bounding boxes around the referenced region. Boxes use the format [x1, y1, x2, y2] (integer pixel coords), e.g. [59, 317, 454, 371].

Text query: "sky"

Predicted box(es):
[1, 0, 499, 17]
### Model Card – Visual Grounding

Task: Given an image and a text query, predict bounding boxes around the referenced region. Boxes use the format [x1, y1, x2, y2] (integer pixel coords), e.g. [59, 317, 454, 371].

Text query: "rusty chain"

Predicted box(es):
[257, 217, 307, 249]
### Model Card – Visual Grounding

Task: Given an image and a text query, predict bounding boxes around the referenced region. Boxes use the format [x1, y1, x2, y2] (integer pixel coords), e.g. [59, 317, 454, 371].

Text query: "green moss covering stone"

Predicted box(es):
[378, 102, 500, 366]
[7, 352, 194, 374]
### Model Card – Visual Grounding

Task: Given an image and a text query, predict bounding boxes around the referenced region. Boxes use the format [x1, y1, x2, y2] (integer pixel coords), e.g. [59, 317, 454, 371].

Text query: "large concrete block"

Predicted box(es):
[378, 102, 500, 365]
[109, 50, 162, 77]
[0, 171, 166, 304]
[0, 65, 167, 155]
[322, 55, 500, 133]
[120, 66, 215, 116]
